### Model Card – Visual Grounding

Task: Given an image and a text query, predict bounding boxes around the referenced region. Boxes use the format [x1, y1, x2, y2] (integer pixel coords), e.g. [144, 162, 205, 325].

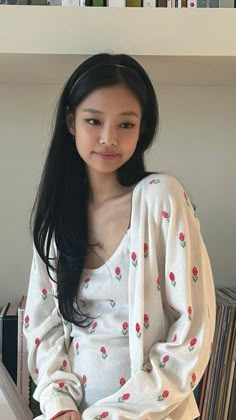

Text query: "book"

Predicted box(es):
[0, 303, 10, 360]
[17, 299, 30, 404]
[2, 297, 24, 384]
[0, 359, 33, 420]
[107, 0, 125, 5]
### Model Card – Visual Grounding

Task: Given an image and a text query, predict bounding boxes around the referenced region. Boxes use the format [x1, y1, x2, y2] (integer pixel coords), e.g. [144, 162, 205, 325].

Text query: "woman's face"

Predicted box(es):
[67, 84, 142, 177]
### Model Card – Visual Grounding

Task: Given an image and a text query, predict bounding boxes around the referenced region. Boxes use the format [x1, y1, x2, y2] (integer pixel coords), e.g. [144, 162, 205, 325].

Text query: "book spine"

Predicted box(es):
[187, 0, 197, 6]
[17, 308, 30, 404]
[143, 0, 156, 5]
[2, 315, 18, 383]
[126, 0, 142, 5]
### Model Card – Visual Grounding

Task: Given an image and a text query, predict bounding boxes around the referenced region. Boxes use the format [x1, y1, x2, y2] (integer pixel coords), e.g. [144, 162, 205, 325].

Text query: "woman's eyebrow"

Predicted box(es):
[82, 108, 139, 118]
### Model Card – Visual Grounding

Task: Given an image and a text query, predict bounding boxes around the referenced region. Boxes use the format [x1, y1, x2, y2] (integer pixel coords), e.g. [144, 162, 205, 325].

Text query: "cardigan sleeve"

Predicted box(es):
[81, 174, 216, 420]
[24, 243, 82, 419]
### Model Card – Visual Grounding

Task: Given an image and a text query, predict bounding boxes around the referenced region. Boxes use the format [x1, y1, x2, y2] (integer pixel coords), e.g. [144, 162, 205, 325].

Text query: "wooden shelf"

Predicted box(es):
[0, 7, 236, 85]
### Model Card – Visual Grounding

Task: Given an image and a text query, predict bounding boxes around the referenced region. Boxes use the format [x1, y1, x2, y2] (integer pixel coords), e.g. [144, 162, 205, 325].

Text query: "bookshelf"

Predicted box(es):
[0, 6, 235, 302]
[0, 7, 236, 85]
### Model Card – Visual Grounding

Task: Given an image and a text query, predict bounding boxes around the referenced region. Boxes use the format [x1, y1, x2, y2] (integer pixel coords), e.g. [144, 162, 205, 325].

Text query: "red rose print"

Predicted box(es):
[184, 191, 190, 206]
[42, 288, 47, 300]
[89, 321, 97, 334]
[34, 337, 40, 345]
[83, 277, 90, 288]
[82, 375, 87, 387]
[35, 368, 39, 375]
[162, 211, 170, 221]
[120, 377, 126, 387]
[149, 178, 160, 185]
[122, 321, 129, 336]
[136, 322, 141, 339]
[160, 355, 169, 368]
[157, 389, 169, 401]
[131, 252, 137, 267]
[192, 266, 198, 283]
[191, 372, 196, 388]
[179, 232, 186, 248]
[24, 315, 30, 329]
[100, 346, 107, 359]
[146, 367, 152, 373]
[157, 277, 160, 291]
[60, 359, 67, 371]
[115, 266, 122, 281]
[189, 337, 197, 351]
[118, 393, 130, 402]
[144, 314, 149, 329]
[94, 412, 109, 420]
[169, 272, 176, 287]
[188, 306, 192, 320]
[75, 342, 79, 356]
[144, 242, 148, 258]
[173, 333, 177, 342]
[162, 390, 169, 398]
[59, 381, 65, 389]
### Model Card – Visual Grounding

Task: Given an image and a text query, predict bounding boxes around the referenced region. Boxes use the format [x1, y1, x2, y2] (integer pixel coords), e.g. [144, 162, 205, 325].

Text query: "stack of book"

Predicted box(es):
[196, 288, 236, 419]
[1, 288, 236, 418]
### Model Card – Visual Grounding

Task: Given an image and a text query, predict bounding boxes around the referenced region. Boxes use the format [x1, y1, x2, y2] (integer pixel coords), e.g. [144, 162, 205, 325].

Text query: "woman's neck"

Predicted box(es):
[87, 171, 129, 206]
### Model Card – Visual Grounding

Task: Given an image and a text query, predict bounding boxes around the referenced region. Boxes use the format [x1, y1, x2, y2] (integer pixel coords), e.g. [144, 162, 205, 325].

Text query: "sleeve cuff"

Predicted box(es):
[44, 395, 78, 420]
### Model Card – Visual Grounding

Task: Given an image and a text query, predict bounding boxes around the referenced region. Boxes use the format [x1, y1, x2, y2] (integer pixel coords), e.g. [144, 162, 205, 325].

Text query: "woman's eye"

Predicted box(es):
[85, 119, 100, 126]
[120, 122, 135, 129]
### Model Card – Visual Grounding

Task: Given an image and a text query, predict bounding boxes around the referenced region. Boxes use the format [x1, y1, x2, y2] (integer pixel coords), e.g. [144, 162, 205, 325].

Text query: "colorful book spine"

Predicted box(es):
[126, 0, 142, 5]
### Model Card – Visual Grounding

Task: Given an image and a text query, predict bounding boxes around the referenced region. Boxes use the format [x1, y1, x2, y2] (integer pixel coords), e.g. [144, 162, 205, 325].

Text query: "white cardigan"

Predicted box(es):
[24, 174, 216, 419]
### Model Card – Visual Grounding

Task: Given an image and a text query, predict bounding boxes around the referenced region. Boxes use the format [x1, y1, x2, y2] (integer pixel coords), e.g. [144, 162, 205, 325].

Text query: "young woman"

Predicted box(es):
[24, 53, 215, 420]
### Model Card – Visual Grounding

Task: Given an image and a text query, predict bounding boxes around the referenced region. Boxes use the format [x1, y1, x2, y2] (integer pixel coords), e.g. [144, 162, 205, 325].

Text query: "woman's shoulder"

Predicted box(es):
[135, 172, 185, 201]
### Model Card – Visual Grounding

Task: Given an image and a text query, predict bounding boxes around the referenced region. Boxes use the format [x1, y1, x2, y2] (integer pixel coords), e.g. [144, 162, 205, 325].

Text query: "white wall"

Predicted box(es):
[0, 83, 235, 307]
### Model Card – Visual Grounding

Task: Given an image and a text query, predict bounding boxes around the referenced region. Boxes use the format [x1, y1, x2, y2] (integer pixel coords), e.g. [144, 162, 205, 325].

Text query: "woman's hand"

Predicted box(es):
[54, 411, 81, 420]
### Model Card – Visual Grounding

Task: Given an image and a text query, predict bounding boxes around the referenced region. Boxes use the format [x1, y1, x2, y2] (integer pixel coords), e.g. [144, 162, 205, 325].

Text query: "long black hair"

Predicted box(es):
[31, 53, 159, 326]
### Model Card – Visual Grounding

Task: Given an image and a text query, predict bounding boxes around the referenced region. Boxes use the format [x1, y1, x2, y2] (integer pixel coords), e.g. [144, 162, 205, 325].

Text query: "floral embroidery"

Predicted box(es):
[63, 319, 68, 326]
[42, 288, 47, 300]
[122, 321, 129, 336]
[83, 277, 90, 289]
[162, 211, 170, 222]
[89, 321, 98, 334]
[24, 315, 30, 329]
[131, 252, 137, 267]
[188, 306, 192, 321]
[118, 393, 130, 403]
[100, 346, 107, 359]
[144, 243, 148, 258]
[189, 337, 197, 351]
[60, 360, 67, 371]
[141, 364, 152, 373]
[169, 272, 176, 287]
[58, 381, 65, 391]
[115, 267, 122, 281]
[94, 412, 109, 419]
[184, 191, 190, 206]
[156, 277, 160, 291]
[136, 322, 141, 339]
[191, 372, 196, 388]
[35, 368, 39, 376]
[108, 299, 116, 308]
[173, 333, 177, 342]
[160, 355, 169, 368]
[75, 342, 80, 356]
[157, 390, 169, 401]
[192, 266, 198, 283]
[82, 375, 87, 389]
[149, 178, 160, 184]
[144, 314, 149, 329]
[120, 377, 126, 387]
[179, 232, 186, 248]
[34, 337, 40, 345]
[78, 299, 87, 307]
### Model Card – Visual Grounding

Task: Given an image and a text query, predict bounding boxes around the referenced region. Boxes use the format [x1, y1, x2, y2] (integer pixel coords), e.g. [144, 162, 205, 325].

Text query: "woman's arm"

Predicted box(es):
[81, 175, 216, 419]
[24, 243, 82, 419]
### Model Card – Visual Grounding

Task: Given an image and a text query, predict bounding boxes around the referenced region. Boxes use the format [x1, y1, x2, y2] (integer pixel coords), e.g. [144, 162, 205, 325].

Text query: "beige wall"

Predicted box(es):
[0, 83, 235, 306]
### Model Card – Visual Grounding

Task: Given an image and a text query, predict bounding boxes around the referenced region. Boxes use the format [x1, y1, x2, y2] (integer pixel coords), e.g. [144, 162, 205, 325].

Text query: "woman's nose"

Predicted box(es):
[99, 125, 118, 146]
